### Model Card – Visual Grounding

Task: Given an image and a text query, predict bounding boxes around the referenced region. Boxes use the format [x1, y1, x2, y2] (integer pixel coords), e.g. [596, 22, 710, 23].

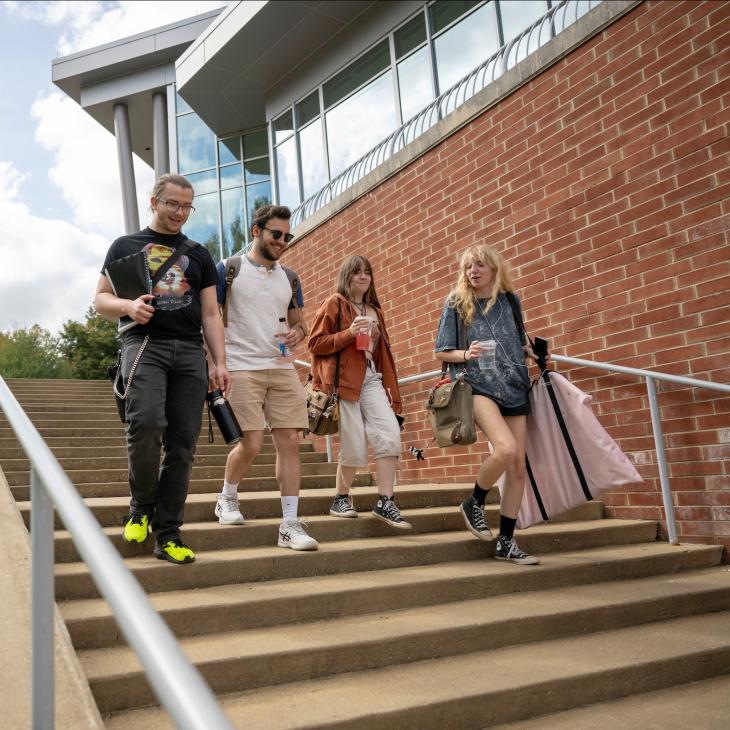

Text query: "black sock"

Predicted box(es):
[472, 482, 490, 506]
[499, 516, 517, 540]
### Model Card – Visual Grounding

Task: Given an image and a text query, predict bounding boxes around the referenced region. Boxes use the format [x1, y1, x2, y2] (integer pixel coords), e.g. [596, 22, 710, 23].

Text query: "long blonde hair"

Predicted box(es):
[447, 244, 515, 326]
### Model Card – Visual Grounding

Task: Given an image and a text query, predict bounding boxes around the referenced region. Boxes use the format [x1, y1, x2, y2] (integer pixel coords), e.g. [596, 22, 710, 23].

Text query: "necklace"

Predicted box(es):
[351, 300, 366, 317]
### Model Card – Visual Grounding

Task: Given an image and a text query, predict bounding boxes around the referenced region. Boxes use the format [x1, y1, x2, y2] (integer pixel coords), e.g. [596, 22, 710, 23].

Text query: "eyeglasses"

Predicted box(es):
[157, 197, 195, 214]
[260, 226, 294, 244]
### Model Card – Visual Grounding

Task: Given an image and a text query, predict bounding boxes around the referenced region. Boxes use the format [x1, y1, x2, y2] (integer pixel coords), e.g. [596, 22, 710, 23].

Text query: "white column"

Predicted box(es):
[152, 92, 169, 178]
[113, 102, 140, 234]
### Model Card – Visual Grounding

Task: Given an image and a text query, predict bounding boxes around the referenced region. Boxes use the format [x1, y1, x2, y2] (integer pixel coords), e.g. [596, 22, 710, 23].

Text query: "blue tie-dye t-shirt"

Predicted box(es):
[434, 292, 530, 407]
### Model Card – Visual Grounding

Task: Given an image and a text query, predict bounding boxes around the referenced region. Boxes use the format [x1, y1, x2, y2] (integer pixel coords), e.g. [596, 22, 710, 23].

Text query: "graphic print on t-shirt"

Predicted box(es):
[145, 243, 193, 311]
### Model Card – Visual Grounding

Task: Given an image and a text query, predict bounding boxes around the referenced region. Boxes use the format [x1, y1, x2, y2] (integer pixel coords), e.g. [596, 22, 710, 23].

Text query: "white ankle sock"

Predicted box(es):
[222, 479, 239, 497]
[281, 496, 299, 521]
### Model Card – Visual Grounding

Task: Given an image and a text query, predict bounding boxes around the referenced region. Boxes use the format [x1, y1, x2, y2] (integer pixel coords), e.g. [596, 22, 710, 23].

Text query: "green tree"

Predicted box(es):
[0, 325, 73, 379]
[59, 306, 120, 379]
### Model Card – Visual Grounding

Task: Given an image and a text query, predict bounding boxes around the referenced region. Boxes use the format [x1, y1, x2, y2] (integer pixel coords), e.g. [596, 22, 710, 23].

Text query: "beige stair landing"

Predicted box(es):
[1, 377, 729, 729]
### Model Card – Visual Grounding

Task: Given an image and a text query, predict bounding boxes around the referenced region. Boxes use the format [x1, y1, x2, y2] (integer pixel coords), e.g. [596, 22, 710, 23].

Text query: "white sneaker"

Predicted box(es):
[278, 518, 319, 551]
[215, 494, 244, 525]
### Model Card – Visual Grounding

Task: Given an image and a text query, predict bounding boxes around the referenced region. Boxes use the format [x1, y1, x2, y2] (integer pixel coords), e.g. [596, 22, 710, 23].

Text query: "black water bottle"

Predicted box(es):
[206, 389, 243, 444]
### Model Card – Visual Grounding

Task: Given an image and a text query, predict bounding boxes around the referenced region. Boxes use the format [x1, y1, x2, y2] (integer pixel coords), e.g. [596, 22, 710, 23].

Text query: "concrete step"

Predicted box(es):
[54, 504, 474, 563]
[0, 439, 312, 457]
[0, 449, 326, 473]
[60, 542, 722, 651]
[53, 520, 658, 601]
[51, 494, 600, 563]
[98, 592, 730, 723]
[492, 674, 730, 729]
[16, 474, 375, 523]
[4, 458, 339, 487]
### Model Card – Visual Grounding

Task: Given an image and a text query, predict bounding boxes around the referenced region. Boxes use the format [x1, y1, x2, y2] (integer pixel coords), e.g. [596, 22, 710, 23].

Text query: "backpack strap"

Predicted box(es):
[282, 264, 308, 337]
[505, 291, 532, 348]
[222, 255, 242, 327]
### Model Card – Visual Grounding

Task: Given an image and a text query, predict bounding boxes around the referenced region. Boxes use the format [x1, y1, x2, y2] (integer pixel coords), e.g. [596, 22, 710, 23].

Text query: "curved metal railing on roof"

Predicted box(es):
[291, 0, 601, 229]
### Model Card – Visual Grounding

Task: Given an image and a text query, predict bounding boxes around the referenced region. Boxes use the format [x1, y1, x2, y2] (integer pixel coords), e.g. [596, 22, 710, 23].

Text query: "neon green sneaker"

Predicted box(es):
[122, 513, 149, 543]
[154, 538, 196, 565]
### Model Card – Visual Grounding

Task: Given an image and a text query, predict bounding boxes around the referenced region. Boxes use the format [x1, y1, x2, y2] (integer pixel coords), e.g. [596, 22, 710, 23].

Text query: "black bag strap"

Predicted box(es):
[151, 241, 195, 289]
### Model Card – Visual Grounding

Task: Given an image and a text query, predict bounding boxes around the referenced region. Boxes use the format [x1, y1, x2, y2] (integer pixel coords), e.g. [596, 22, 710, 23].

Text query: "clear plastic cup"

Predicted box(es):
[477, 340, 497, 370]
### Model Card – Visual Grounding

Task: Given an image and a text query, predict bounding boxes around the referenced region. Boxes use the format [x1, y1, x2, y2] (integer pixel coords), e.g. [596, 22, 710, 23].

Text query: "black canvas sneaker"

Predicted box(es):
[460, 496, 492, 540]
[372, 496, 412, 530]
[494, 534, 539, 565]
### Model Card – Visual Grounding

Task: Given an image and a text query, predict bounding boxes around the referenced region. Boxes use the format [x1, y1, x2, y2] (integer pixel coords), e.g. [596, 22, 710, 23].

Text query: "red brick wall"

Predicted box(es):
[285, 0, 730, 557]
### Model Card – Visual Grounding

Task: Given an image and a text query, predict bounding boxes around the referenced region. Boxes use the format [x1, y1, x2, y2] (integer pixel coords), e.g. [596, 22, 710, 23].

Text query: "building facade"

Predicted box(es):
[54, 0, 730, 557]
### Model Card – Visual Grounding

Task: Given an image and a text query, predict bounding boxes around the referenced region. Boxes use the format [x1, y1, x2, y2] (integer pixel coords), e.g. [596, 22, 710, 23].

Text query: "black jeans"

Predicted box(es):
[121, 335, 207, 544]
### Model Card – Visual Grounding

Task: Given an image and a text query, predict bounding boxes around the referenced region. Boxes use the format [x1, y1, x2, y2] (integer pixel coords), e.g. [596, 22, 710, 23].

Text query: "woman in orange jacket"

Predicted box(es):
[308, 255, 410, 529]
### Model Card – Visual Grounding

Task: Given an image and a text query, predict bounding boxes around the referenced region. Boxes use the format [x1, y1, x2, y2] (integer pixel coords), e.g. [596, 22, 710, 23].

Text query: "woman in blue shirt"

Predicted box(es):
[435, 243, 542, 565]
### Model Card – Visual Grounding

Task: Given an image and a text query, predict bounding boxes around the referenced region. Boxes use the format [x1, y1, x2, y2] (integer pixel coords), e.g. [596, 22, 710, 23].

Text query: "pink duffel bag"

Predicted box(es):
[499, 370, 643, 529]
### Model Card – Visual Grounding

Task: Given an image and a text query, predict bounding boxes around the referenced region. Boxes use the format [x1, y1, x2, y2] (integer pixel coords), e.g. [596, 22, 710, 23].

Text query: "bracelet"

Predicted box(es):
[463, 349, 468, 362]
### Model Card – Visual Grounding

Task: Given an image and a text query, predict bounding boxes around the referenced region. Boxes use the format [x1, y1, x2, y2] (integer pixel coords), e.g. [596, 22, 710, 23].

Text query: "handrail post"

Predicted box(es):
[31, 467, 55, 729]
[645, 376, 679, 545]
[325, 433, 333, 463]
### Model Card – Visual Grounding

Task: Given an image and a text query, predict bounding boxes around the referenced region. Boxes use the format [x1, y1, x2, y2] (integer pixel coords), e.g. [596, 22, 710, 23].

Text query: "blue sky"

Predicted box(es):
[0, 1, 226, 334]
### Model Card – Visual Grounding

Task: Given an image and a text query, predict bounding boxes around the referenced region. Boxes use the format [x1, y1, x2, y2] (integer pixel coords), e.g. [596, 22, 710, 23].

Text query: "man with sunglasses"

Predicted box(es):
[214, 205, 317, 550]
[95, 173, 229, 565]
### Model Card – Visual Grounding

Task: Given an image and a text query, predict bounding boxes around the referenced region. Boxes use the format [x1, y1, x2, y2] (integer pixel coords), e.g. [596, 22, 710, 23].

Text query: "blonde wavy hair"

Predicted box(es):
[447, 244, 516, 326]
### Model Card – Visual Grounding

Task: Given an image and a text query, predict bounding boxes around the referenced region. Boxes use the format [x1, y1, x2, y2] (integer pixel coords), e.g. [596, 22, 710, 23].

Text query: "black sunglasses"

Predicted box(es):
[261, 226, 294, 244]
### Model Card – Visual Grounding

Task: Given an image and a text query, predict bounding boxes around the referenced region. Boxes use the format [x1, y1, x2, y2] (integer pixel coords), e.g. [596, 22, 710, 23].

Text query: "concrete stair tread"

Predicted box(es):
[54, 520, 659, 601]
[55, 518, 656, 578]
[77, 567, 730, 681]
[103, 611, 730, 728]
[491, 674, 730, 729]
[58, 541, 723, 626]
[33, 483, 473, 514]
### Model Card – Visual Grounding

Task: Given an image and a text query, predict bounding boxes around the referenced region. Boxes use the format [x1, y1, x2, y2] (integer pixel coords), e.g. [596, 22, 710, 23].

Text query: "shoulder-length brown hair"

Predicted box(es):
[447, 244, 516, 326]
[336, 255, 381, 308]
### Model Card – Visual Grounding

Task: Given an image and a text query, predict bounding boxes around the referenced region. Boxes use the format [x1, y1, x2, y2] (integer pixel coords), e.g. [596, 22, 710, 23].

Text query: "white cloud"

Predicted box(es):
[31, 91, 154, 240]
[4, 0, 228, 55]
[0, 160, 108, 333]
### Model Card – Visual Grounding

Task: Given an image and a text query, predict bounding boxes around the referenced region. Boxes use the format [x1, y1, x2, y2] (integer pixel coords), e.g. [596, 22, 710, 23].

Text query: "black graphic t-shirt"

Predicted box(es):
[102, 227, 218, 341]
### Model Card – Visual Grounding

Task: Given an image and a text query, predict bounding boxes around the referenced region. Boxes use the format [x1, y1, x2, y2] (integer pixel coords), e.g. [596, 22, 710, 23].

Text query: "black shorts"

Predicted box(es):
[498, 401, 530, 417]
[475, 393, 531, 417]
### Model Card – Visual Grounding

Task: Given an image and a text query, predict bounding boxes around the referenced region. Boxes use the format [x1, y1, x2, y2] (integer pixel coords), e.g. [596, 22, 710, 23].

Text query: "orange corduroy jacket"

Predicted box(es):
[307, 293, 402, 413]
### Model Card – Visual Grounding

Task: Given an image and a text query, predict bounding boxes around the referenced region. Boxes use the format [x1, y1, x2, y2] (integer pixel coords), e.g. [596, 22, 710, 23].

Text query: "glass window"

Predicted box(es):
[429, 0, 481, 34]
[323, 40, 391, 108]
[186, 168, 218, 195]
[221, 187, 245, 258]
[184, 193, 220, 262]
[299, 119, 327, 200]
[244, 158, 270, 186]
[501, 0, 550, 67]
[220, 163, 243, 190]
[326, 71, 397, 177]
[218, 137, 241, 165]
[433, 2, 500, 92]
[296, 92, 320, 127]
[176, 113, 216, 173]
[273, 111, 294, 145]
[176, 93, 192, 114]
[243, 129, 268, 159]
[394, 13, 427, 59]
[246, 181, 273, 228]
[275, 135, 300, 207]
[398, 45, 434, 122]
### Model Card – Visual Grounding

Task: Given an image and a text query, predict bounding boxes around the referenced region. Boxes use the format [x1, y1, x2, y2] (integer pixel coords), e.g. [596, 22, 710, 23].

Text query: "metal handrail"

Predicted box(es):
[291, 0, 601, 228]
[0, 376, 233, 730]
[298, 353, 730, 547]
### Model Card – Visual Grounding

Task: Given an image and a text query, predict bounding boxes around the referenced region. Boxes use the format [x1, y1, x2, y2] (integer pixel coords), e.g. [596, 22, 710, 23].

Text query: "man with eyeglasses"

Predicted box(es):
[213, 204, 318, 550]
[95, 173, 230, 565]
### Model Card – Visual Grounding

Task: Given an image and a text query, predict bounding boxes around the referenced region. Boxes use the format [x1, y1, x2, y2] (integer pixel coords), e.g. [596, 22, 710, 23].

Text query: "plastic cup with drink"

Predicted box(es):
[475, 339, 497, 370]
[353, 316, 372, 351]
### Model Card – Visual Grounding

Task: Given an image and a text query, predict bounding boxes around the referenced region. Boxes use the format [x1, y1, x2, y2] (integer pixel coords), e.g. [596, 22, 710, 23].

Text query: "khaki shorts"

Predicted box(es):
[229, 369, 309, 431]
